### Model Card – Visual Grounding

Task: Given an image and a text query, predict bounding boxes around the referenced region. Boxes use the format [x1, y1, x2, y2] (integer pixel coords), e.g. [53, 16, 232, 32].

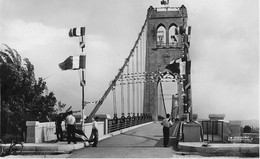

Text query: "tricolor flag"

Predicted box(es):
[59, 55, 86, 70]
[165, 56, 190, 76]
[68, 27, 86, 37]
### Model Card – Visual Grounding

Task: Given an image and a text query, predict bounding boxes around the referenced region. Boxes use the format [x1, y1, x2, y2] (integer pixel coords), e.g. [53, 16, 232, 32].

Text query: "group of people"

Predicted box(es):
[55, 111, 99, 147]
[56, 112, 175, 148]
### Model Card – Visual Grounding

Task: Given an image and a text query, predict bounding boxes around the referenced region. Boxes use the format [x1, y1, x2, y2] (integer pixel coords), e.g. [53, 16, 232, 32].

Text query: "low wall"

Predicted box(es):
[183, 123, 201, 142]
[229, 120, 241, 137]
[26, 121, 104, 143]
[76, 122, 104, 139]
[26, 121, 57, 143]
[200, 120, 241, 142]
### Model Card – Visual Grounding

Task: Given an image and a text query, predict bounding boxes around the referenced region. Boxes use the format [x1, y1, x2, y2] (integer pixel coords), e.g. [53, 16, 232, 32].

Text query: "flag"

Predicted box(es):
[179, 26, 185, 35]
[165, 60, 180, 74]
[79, 55, 86, 69]
[59, 55, 86, 70]
[68, 27, 85, 37]
[59, 56, 73, 70]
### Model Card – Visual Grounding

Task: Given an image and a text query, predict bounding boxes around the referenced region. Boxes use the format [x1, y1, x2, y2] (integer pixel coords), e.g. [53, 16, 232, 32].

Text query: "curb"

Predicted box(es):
[21, 150, 72, 155]
[18, 142, 89, 155]
[178, 142, 259, 157]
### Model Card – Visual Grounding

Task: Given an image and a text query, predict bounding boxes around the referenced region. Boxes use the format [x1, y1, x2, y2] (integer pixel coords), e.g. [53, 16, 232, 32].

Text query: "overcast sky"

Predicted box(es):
[0, 0, 259, 121]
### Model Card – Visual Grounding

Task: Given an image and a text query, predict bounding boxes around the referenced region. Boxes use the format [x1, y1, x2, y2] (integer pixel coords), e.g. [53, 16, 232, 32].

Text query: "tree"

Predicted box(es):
[243, 125, 252, 133]
[56, 101, 67, 112]
[0, 44, 64, 140]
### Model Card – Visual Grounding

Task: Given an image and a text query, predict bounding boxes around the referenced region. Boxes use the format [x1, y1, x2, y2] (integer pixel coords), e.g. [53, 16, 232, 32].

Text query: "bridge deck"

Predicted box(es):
[100, 122, 165, 147]
[10, 122, 258, 158]
[69, 122, 186, 158]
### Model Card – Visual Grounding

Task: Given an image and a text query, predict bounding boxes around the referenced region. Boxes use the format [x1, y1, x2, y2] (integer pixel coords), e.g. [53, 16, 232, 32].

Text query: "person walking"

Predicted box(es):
[89, 117, 99, 147]
[65, 111, 77, 144]
[161, 114, 172, 147]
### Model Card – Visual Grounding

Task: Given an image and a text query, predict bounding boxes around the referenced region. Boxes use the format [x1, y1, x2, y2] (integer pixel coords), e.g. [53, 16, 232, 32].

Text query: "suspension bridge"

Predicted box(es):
[84, 5, 194, 126]
[54, 2, 202, 146]
[25, 3, 202, 146]
[21, 3, 259, 158]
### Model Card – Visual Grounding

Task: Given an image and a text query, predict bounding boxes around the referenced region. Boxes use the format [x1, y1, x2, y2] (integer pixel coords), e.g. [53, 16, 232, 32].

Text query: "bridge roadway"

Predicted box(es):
[68, 122, 199, 158]
[5, 122, 257, 158]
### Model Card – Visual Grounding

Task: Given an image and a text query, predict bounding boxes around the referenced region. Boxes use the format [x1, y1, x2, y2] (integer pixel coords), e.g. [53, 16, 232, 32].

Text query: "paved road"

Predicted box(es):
[68, 122, 202, 158]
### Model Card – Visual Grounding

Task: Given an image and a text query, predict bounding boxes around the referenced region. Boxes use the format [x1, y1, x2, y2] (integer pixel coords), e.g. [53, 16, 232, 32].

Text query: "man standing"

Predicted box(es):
[55, 113, 64, 142]
[66, 111, 77, 144]
[89, 117, 99, 147]
[161, 114, 172, 147]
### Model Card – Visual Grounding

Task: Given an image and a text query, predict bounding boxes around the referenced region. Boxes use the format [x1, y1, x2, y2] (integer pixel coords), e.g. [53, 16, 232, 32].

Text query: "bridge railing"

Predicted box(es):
[201, 120, 230, 143]
[108, 115, 152, 133]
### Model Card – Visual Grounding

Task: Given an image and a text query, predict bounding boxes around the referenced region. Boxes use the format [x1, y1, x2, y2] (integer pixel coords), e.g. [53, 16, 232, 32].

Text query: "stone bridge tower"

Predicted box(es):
[143, 5, 188, 121]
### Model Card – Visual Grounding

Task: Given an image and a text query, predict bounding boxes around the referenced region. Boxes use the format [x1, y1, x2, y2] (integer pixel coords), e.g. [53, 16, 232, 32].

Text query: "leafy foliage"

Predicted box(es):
[0, 44, 65, 140]
[243, 125, 252, 133]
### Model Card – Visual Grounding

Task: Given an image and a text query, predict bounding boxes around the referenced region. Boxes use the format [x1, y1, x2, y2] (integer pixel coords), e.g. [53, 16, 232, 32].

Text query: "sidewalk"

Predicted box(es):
[15, 132, 121, 155]
[5, 122, 153, 155]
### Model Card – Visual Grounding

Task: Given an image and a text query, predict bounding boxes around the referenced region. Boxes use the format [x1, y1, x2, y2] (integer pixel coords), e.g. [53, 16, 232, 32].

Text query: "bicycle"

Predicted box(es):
[0, 139, 23, 156]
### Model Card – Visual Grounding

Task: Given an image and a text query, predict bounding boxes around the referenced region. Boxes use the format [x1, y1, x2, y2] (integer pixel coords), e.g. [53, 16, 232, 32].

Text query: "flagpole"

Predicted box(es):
[67, 27, 86, 130]
[80, 35, 85, 130]
[81, 68, 85, 129]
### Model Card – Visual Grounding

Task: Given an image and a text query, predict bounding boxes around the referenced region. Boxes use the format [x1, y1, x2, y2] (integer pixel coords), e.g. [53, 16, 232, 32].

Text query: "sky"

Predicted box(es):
[0, 0, 259, 121]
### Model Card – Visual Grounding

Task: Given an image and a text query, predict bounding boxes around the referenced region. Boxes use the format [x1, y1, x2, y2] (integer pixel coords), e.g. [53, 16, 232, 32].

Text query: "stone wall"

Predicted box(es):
[26, 121, 57, 143]
[26, 121, 104, 143]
